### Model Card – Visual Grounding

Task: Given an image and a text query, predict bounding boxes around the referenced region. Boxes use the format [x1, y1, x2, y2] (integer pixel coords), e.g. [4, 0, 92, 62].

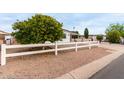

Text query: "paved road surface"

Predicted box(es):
[91, 54, 124, 79]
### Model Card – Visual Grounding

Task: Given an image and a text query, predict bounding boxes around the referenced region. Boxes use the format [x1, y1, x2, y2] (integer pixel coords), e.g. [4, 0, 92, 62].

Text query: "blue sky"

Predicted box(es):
[0, 13, 124, 35]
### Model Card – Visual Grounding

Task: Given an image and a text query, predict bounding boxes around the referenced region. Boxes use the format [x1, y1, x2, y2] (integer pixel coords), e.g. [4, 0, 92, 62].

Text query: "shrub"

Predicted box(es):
[106, 30, 121, 43]
[12, 14, 63, 44]
[105, 23, 124, 43]
[120, 31, 124, 38]
[96, 35, 103, 43]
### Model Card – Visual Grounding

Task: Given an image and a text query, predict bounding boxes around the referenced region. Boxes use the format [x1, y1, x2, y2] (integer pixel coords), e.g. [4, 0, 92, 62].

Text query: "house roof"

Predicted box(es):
[63, 29, 79, 35]
[0, 29, 10, 35]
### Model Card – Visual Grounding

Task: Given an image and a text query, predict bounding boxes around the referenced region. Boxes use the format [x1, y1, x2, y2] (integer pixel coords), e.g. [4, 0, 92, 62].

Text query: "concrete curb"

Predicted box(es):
[56, 49, 124, 79]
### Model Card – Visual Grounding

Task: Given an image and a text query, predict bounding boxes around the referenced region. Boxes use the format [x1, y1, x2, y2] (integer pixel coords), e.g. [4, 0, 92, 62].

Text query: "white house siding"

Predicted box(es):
[62, 31, 70, 42]
[5, 35, 13, 45]
[58, 31, 71, 43]
[103, 36, 106, 41]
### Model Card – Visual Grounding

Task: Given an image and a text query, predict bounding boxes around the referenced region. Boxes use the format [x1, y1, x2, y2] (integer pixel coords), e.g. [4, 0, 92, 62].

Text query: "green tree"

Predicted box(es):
[105, 23, 124, 43]
[84, 28, 89, 39]
[106, 23, 124, 37]
[96, 35, 103, 43]
[120, 31, 124, 38]
[106, 23, 124, 33]
[12, 14, 64, 44]
[106, 30, 120, 43]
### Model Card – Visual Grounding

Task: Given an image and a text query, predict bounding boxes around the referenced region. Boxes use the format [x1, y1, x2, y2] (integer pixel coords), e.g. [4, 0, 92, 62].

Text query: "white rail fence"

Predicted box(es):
[0, 41, 99, 66]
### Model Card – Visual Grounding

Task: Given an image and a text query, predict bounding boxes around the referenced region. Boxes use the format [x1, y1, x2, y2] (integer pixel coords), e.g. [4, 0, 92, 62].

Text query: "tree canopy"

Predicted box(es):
[106, 30, 120, 43]
[105, 23, 124, 43]
[106, 23, 124, 33]
[12, 14, 64, 44]
[84, 28, 89, 39]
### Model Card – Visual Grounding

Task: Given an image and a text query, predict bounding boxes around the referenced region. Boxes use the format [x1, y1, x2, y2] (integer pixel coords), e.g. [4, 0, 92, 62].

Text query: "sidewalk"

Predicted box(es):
[56, 42, 124, 79]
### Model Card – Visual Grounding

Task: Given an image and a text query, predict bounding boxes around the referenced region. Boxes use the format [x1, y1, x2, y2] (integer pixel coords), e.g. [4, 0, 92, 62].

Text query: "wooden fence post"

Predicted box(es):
[75, 42, 77, 52]
[97, 41, 100, 47]
[1, 44, 6, 66]
[89, 41, 91, 49]
[55, 42, 58, 55]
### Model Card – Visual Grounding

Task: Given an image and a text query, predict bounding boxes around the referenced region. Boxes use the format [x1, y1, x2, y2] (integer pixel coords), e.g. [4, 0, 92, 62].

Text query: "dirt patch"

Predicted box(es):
[0, 47, 111, 79]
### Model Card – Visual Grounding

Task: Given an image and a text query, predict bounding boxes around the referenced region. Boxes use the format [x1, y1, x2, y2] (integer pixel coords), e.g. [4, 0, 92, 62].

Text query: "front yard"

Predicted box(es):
[0, 47, 110, 79]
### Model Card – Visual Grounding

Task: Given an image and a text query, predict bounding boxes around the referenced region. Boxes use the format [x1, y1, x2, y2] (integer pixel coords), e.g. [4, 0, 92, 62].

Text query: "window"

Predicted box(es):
[72, 35, 78, 39]
[63, 33, 66, 38]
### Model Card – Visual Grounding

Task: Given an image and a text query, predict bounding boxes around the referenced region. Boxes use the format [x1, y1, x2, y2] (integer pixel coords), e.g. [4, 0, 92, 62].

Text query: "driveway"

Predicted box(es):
[91, 54, 124, 79]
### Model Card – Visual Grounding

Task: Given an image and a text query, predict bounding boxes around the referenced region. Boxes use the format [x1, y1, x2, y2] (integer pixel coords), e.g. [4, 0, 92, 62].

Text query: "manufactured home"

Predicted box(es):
[0, 30, 12, 44]
[61, 29, 80, 42]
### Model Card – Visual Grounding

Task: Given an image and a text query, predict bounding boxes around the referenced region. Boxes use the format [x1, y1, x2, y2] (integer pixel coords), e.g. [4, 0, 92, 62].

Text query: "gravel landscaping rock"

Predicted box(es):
[0, 47, 110, 79]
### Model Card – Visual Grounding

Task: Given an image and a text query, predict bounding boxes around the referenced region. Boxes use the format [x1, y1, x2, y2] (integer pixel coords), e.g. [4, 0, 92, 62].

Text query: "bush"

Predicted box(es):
[105, 23, 124, 43]
[106, 30, 121, 43]
[12, 14, 63, 44]
[120, 31, 124, 38]
[96, 35, 103, 43]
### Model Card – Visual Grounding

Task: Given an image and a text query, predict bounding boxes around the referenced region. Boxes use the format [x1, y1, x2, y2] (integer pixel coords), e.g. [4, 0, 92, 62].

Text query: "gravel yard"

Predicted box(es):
[0, 47, 111, 79]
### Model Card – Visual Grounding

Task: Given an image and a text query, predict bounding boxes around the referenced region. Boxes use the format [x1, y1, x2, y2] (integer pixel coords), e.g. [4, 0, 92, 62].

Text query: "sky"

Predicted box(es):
[0, 13, 124, 35]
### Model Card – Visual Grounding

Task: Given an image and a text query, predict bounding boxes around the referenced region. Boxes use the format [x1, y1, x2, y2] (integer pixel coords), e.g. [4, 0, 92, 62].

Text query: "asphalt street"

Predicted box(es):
[91, 54, 124, 79]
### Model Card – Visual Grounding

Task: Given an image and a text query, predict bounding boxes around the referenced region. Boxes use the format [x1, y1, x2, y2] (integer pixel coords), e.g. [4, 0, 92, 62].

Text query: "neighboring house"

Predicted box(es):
[79, 35, 106, 41]
[61, 29, 107, 42]
[89, 35, 106, 41]
[61, 29, 80, 42]
[0, 30, 11, 44]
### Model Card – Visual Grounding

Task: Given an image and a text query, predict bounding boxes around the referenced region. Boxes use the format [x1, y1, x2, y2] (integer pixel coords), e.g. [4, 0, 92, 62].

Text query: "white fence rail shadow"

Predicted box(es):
[0, 41, 99, 66]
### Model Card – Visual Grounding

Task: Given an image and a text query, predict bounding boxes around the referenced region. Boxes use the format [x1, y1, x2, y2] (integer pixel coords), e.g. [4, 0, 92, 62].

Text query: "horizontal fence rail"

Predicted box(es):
[0, 41, 99, 66]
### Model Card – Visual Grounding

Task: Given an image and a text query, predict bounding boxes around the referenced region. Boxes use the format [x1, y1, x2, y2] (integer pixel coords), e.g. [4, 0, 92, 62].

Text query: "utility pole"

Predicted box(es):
[73, 27, 75, 31]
